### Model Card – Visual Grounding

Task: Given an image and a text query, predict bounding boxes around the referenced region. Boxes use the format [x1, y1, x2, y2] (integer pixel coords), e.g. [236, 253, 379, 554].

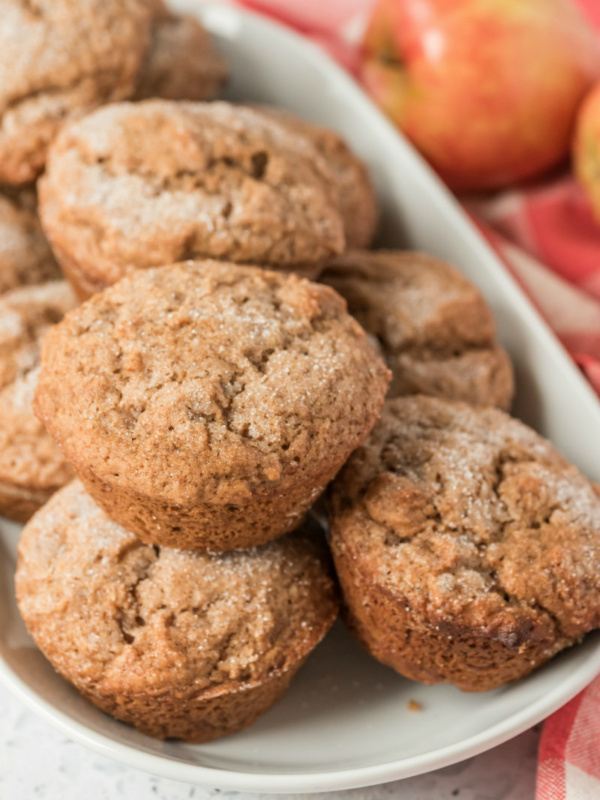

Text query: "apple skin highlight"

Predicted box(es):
[361, 0, 600, 191]
[574, 81, 600, 224]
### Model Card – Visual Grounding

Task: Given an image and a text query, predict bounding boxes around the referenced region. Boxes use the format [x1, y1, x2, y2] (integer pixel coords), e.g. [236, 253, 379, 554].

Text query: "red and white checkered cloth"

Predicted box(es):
[230, 0, 600, 796]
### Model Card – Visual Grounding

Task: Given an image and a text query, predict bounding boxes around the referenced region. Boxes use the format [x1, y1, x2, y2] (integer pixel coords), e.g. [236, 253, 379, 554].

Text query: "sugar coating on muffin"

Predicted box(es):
[39, 101, 346, 298]
[16, 480, 339, 741]
[255, 106, 378, 249]
[0, 0, 155, 185]
[34, 260, 390, 550]
[0, 190, 60, 294]
[0, 281, 76, 521]
[134, 11, 228, 102]
[329, 395, 600, 691]
[320, 250, 514, 410]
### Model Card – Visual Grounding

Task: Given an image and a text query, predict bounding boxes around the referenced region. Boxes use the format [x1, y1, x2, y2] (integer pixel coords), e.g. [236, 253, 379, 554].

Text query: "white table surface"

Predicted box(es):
[0, 681, 539, 800]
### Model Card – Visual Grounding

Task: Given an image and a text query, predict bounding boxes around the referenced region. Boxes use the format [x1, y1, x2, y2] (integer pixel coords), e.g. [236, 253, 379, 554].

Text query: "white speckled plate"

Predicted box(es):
[2, 3, 600, 793]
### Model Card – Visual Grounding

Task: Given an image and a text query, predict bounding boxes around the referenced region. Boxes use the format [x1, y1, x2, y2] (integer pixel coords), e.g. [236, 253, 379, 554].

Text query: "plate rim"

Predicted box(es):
[2, 2, 600, 793]
[2, 636, 600, 793]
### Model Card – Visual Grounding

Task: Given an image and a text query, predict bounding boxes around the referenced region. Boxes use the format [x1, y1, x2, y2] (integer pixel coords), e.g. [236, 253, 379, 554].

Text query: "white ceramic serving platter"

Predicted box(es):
[2, 2, 600, 794]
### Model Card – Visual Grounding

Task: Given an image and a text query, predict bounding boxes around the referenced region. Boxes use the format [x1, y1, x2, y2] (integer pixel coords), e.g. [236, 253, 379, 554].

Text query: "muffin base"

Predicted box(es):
[53, 242, 108, 302]
[332, 533, 568, 693]
[0, 481, 54, 523]
[78, 466, 331, 552]
[78, 658, 307, 742]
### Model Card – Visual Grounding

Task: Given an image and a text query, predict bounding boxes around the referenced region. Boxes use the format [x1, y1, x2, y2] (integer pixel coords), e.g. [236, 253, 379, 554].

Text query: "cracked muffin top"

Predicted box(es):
[0, 0, 155, 185]
[39, 101, 346, 297]
[320, 250, 514, 410]
[330, 396, 600, 647]
[135, 11, 228, 102]
[255, 106, 378, 249]
[0, 281, 76, 494]
[16, 479, 338, 695]
[34, 260, 390, 506]
[0, 190, 60, 294]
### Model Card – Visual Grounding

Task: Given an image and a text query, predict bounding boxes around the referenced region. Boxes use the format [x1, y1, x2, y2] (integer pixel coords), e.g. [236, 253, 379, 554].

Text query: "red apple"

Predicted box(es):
[574, 81, 600, 222]
[361, 0, 600, 191]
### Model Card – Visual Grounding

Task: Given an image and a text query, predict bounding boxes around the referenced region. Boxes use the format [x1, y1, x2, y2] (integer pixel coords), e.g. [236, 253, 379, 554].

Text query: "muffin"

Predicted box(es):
[38, 101, 346, 299]
[320, 250, 514, 410]
[16, 480, 338, 742]
[0, 281, 76, 521]
[256, 106, 378, 249]
[0, 0, 155, 185]
[329, 395, 600, 692]
[135, 10, 228, 102]
[34, 260, 390, 551]
[0, 189, 60, 294]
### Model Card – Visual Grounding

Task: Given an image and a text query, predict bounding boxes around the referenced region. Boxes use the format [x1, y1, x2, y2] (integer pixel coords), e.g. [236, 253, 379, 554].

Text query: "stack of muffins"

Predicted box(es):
[4, 0, 600, 744]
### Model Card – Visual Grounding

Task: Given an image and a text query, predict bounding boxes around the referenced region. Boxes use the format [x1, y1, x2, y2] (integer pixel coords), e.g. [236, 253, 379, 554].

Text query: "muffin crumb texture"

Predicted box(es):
[255, 106, 378, 249]
[34, 261, 390, 550]
[16, 480, 338, 741]
[321, 250, 514, 410]
[0, 0, 154, 184]
[39, 101, 345, 297]
[135, 12, 228, 102]
[330, 396, 600, 691]
[0, 281, 76, 521]
[0, 190, 60, 294]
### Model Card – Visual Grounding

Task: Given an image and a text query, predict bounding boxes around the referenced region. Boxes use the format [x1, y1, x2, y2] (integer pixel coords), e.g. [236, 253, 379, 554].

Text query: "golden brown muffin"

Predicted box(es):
[0, 281, 76, 521]
[16, 480, 339, 742]
[34, 260, 390, 551]
[329, 396, 600, 692]
[0, 0, 155, 185]
[39, 101, 346, 299]
[135, 11, 228, 102]
[256, 106, 378, 249]
[321, 250, 514, 410]
[0, 189, 60, 294]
